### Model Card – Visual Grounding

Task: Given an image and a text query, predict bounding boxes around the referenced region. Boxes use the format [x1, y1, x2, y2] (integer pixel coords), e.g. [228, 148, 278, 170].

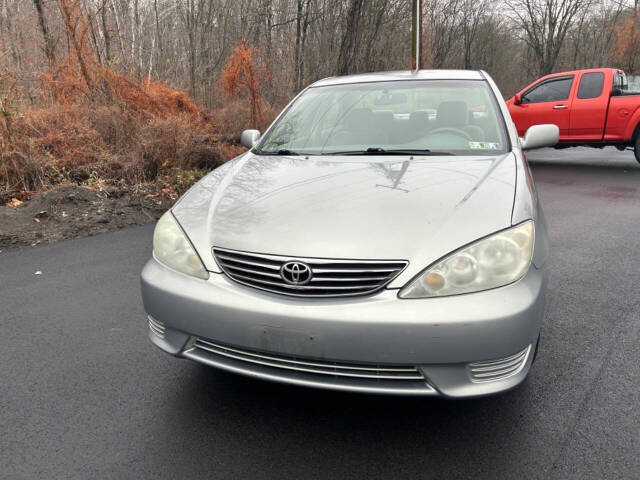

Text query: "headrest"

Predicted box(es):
[409, 111, 431, 125]
[344, 108, 373, 131]
[436, 101, 468, 128]
[373, 110, 394, 123]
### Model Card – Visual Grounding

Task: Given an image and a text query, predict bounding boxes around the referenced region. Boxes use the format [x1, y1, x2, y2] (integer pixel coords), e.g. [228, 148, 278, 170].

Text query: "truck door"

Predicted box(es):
[510, 75, 574, 138]
[568, 71, 607, 141]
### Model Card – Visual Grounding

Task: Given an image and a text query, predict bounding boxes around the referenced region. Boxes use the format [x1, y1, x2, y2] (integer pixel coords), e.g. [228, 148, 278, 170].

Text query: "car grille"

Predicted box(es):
[468, 345, 531, 382]
[212, 247, 408, 297]
[183, 337, 434, 394]
[191, 337, 425, 380]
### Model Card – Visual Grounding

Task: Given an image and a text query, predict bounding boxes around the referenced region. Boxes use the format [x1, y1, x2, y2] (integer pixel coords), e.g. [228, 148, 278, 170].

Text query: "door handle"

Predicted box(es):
[553, 105, 567, 110]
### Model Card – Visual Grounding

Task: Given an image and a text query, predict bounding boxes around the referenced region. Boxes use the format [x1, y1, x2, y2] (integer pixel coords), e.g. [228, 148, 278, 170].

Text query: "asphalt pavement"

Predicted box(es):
[1, 148, 639, 479]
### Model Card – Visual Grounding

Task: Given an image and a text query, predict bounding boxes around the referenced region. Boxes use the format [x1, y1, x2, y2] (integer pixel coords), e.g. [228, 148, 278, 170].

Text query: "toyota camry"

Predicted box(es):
[140, 70, 558, 398]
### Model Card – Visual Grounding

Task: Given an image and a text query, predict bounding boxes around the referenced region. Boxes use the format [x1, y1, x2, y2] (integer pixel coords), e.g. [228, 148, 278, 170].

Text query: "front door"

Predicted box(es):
[510, 75, 575, 139]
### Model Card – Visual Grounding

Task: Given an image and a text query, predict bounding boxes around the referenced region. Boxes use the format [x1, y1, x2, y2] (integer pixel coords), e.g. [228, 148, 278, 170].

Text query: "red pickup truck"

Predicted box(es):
[507, 68, 640, 163]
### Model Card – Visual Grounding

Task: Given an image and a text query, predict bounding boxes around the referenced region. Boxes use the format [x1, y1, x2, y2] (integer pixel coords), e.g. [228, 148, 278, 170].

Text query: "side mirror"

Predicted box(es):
[513, 93, 522, 105]
[520, 124, 559, 151]
[240, 129, 261, 149]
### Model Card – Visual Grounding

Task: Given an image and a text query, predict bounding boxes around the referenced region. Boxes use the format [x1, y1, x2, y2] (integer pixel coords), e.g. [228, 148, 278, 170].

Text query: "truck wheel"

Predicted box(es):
[635, 136, 640, 164]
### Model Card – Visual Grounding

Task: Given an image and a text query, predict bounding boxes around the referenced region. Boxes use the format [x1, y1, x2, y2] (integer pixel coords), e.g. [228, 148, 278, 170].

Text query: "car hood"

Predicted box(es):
[172, 152, 517, 288]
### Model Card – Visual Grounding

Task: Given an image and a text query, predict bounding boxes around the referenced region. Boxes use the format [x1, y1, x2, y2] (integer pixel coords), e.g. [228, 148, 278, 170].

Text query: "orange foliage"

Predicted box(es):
[0, 0, 250, 202]
[611, 13, 640, 74]
[220, 41, 270, 128]
[0, 1, 232, 200]
[37, 0, 205, 120]
[40, 57, 204, 119]
[0, 102, 234, 199]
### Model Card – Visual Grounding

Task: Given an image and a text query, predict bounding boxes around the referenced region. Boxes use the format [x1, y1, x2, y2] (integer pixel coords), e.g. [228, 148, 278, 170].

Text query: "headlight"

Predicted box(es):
[153, 211, 209, 280]
[399, 220, 534, 298]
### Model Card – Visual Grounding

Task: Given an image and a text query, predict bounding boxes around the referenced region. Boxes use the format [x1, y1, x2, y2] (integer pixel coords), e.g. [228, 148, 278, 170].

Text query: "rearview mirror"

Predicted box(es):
[374, 93, 407, 106]
[520, 124, 559, 151]
[241, 129, 261, 149]
[513, 93, 522, 105]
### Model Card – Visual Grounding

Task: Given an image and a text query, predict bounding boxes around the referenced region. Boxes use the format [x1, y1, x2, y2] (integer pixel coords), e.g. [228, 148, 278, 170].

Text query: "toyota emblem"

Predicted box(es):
[280, 261, 313, 285]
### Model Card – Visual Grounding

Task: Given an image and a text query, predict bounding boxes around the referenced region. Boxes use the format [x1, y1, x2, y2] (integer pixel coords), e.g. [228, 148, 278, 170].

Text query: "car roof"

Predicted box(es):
[540, 68, 621, 79]
[310, 69, 485, 87]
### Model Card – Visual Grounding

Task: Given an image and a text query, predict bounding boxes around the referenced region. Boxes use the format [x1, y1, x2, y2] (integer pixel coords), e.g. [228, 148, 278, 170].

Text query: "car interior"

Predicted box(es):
[329, 101, 500, 147]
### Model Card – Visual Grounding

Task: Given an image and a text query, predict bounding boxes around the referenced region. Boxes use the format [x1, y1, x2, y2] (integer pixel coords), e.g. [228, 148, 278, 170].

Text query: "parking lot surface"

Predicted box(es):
[1, 148, 639, 479]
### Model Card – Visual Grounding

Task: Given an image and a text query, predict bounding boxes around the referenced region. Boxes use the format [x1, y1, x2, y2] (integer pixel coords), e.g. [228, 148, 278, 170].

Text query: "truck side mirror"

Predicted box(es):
[520, 124, 559, 150]
[513, 93, 522, 105]
[240, 129, 261, 149]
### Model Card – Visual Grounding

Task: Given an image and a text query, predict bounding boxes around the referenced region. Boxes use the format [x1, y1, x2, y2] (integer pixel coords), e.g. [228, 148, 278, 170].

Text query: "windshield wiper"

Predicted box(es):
[253, 149, 303, 156]
[276, 149, 302, 155]
[322, 147, 454, 156]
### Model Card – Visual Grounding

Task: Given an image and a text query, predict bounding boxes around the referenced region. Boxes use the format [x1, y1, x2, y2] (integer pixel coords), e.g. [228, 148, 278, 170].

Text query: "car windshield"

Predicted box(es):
[256, 79, 509, 156]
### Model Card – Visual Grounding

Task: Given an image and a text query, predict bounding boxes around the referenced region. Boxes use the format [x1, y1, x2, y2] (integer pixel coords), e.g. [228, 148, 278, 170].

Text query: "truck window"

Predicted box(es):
[522, 76, 573, 104]
[612, 72, 629, 96]
[614, 72, 628, 91]
[577, 73, 604, 99]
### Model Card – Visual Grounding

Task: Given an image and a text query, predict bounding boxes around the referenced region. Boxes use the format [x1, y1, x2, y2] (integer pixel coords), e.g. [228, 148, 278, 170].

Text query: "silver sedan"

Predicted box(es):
[141, 70, 558, 398]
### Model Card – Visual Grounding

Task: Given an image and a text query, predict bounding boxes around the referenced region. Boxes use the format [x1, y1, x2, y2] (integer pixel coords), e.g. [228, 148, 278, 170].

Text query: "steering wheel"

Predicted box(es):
[427, 127, 472, 141]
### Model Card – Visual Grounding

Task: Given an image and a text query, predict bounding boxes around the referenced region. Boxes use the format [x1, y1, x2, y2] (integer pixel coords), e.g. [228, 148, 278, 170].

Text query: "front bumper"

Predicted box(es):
[141, 257, 546, 398]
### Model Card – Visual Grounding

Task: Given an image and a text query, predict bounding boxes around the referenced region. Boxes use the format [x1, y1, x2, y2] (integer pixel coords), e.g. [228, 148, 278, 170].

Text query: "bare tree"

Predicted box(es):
[294, 0, 314, 90]
[5, 0, 640, 110]
[424, 0, 462, 68]
[460, 0, 490, 69]
[100, 0, 112, 64]
[336, 0, 364, 75]
[507, 0, 595, 75]
[33, 0, 56, 64]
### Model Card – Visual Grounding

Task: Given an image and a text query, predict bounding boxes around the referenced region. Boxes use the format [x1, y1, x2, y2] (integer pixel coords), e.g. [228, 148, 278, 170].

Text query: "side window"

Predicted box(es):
[613, 72, 628, 93]
[577, 73, 604, 99]
[522, 76, 574, 103]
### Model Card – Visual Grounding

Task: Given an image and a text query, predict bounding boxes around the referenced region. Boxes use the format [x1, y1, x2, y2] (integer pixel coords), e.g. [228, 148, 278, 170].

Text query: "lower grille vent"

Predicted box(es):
[191, 338, 425, 381]
[148, 316, 166, 339]
[468, 345, 531, 382]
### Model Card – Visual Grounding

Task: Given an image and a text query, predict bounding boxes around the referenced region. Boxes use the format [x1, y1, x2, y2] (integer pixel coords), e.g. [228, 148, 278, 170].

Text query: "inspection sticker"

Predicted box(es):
[469, 142, 501, 150]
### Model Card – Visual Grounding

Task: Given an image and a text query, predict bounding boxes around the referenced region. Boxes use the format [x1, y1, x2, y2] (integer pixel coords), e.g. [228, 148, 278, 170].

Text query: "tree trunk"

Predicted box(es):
[58, 0, 94, 92]
[133, 0, 141, 79]
[336, 0, 364, 75]
[101, 0, 111, 64]
[33, 0, 56, 64]
[294, 0, 302, 90]
[153, 0, 163, 58]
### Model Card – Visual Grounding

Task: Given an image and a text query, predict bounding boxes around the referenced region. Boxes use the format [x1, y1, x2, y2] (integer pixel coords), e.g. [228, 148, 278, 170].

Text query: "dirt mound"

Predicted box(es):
[0, 185, 173, 250]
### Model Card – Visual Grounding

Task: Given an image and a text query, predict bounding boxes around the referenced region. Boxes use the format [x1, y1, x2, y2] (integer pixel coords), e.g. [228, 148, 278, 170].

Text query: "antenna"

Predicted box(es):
[411, 0, 422, 71]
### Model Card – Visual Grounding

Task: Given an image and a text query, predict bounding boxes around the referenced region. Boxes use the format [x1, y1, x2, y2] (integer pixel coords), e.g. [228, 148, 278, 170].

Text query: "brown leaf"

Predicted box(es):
[7, 198, 23, 207]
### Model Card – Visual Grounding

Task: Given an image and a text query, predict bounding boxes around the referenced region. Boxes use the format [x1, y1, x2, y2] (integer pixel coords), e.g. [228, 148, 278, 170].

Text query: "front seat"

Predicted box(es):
[339, 107, 377, 145]
[435, 101, 485, 141]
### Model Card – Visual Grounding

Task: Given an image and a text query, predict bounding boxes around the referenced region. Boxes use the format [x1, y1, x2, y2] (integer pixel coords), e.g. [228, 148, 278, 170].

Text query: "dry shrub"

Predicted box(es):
[0, 101, 239, 198]
[216, 99, 253, 134]
[0, 1, 250, 201]
[40, 56, 206, 121]
[0, 4, 239, 200]
[41, 0, 207, 120]
[0, 147, 51, 194]
[216, 98, 281, 135]
[220, 41, 270, 128]
[28, 107, 106, 164]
